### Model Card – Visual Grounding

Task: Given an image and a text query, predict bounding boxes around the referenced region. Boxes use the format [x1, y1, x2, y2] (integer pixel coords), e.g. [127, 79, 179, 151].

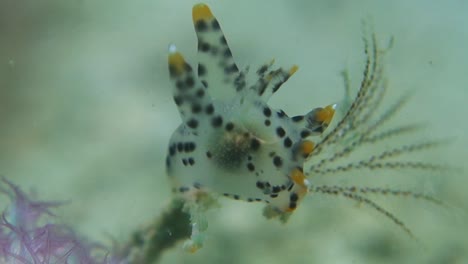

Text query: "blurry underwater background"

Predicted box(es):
[0, 0, 467, 263]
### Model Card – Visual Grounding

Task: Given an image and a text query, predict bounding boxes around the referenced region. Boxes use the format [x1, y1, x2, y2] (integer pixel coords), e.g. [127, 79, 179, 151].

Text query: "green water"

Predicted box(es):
[0, 1, 466, 263]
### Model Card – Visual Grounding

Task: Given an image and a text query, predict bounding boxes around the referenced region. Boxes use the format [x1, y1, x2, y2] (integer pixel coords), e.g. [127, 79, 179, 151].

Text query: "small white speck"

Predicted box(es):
[168, 44, 177, 53]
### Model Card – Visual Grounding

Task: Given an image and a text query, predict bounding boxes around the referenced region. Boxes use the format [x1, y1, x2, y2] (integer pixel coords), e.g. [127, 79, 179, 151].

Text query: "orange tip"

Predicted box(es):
[316, 104, 336, 125]
[193, 3, 213, 22]
[300, 140, 315, 156]
[289, 65, 299, 76]
[168, 48, 186, 76]
[290, 168, 307, 188]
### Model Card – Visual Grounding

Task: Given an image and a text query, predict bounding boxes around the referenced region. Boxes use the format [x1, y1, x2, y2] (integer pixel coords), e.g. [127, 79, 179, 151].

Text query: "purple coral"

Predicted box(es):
[0, 177, 124, 264]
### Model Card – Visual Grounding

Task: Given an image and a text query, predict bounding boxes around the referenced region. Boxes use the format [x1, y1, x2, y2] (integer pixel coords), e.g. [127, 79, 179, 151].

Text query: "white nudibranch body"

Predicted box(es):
[165, 3, 335, 250]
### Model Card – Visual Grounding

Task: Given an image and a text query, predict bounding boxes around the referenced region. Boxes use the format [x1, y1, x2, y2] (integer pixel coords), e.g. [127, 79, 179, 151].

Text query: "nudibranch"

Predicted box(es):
[165, 3, 445, 252]
[166, 3, 335, 249]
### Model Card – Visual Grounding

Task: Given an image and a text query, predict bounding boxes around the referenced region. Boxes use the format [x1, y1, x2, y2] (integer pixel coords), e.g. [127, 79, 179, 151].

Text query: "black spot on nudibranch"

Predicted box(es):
[277, 110, 287, 118]
[263, 107, 272, 117]
[212, 19, 220, 30]
[292, 116, 304, 122]
[187, 119, 199, 129]
[169, 145, 176, 156]
[276, 127, 286, 138]
[247, 163, 255, 172]
[220, 36, 227, 45]
[211, 116, 223, 127]
[284, 137, 293, 148]
[184, 142, 196, 152]
[264, 120, 271, 126]
[234, 73, 246, 91]
[290, 193, 299, 202]
[272, 186, 281, 193]
[179, 186, 189, 193]
[257, 65, 268, 76]
[183, 143, 190, 152]
[225, 122, 234, 131]
[195, 88, 205, 98]
[205, 104, 214, 115]
[173, 96, 183, 106]
[195, 20, 208, 31]
[198, 64, 207, 76]
[199, 41, 210, 52]
[177, 142, 184, 152]
[300, 130, 311, 138]
[273, 156, 283, 167]
[223, 48, 232, 58]
[185, 76, 194, 88]
[256, 181, 265, 189]
[188, 157, 195, 165]
[191, 103, 202, 114]
[224, 64, 239, 74]
[272, 83, 282, 93]
[250, 138, 261, 151]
